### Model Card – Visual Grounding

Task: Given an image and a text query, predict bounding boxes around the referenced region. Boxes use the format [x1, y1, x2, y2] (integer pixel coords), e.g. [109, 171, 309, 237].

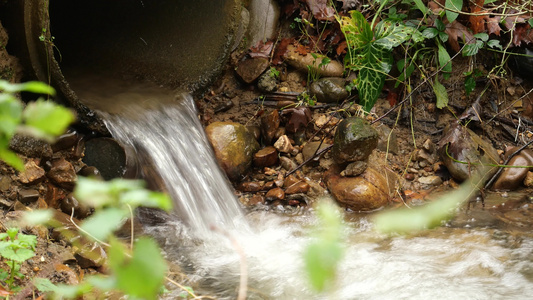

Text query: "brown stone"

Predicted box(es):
[283, 175, 300, 188]
[280, 156, 298, 171]
[265, 187, 285, 201]
[235, 57, 270, 83]
[274, 135, 294, 153]
[19, 189, 40, 204]
[18, 160, 45, 185]
[47, 158, 77, 190]
[285, 181, 310, 194]
[302, 141, 331, 162]
[260, 110, 280, 145]
[253, 146, 279, 168]
[45, 183, 66, 209]
[37, 197, 48, 209]
[524, 171, 533, 187]
[325, 166, 390, 211]
[248, 194, 265, 206]
[493, 148, 533, 191]
[238, 181, 264, 192]
[61, 193, 93, 219]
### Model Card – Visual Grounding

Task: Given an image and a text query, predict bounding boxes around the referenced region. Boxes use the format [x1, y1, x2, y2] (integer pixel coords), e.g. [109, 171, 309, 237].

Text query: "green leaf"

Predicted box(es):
[438, 32, 449, 43]
[433, 77, 449, 109]
[422, 27, 439, 39]
[435, 19, 446, 32]
[81, 208, 128, 241]
[395, 59, 415, 87]
[109, 237, 167, 300]
[413, 0, 429, 15]
[33, 277, 58, 293]
[374, 21, 424, 50]
[445, 0, 463, 23]
[529, 18, 533, 27]
[487, 39, 502, 50]
[337, 10, 373, 52]
[0, 80, 55, 96]
[120, 190, 172, 212]
[374, 177, 481, 234]
[357, 45, 392, 112]
[464, 75, 476, 96]
[16, 234, 37, 249]
[23, 209, 54, 226]
[22, 99, 75, 141]
[0, 148, 24, 171]
[474, 33, 489, 42]
[462, 40, 484, 56]
[86, 275, 117, 291]
[437, 41, 452, 80]
[303, 201, 344, 292]
[0, 247, 35, 262]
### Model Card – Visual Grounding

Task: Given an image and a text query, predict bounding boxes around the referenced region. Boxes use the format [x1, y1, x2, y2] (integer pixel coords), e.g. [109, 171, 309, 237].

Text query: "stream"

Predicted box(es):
[79, 88, 533, 299]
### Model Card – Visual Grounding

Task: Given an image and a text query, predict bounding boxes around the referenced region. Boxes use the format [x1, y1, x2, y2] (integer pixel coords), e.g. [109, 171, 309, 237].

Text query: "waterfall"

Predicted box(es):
[102, 93, 248, 236]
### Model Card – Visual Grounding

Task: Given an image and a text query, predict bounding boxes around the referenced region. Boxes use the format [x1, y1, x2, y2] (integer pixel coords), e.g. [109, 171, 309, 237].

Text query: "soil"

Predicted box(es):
[2, 2, 533, 299]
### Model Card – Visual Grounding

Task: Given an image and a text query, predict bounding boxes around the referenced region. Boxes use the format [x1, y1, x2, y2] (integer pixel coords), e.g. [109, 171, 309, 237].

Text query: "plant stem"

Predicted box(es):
[371, 0, 390, 30]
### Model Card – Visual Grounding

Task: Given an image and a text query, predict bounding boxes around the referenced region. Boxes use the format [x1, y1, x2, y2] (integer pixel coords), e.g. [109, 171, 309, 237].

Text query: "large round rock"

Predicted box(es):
[206, 122, 260, 181]
[332, 117, 378, 164]
[309, 77, 348, 103]
[325, 166, 390, 211]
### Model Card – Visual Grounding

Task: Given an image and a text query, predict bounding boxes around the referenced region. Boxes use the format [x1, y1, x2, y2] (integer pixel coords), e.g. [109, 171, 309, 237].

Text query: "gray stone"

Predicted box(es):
[332, 117, 379, 164]
[236, 57, 270, 83]
[309, 77, 348, 103]
[245, 0, 280, 48]
[19, 189, 39, 204]
[375, 124, 399, 155]
[257, 71, 278, 92]
[341, 161, 367, 177]
[418, 175, 443, 186]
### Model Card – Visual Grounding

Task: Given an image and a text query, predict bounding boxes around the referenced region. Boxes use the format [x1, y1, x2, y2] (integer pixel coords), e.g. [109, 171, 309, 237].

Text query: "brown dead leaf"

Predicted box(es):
[305, 0, 335, 21]
[0, 286, 12, 297]
[429, 0, 445, 14]
[282, 107, 313, 133]
[272, 38, 293, 65]
[249, 40, 274, 59]
[295, 44, 311, 56]
[336, 40, 348, 56]
[513, 23, 532, 46]
[446, 21, 475, 52]
[469, 0, 485, 34]
[485, 15, 501, 36]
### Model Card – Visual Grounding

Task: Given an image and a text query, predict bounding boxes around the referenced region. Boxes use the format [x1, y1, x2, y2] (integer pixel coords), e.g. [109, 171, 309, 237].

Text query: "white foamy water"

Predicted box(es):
[146, 209, 533, 300]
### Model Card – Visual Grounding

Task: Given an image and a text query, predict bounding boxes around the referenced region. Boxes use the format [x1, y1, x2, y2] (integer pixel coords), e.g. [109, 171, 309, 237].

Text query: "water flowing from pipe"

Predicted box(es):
[102, 94, 248, 236]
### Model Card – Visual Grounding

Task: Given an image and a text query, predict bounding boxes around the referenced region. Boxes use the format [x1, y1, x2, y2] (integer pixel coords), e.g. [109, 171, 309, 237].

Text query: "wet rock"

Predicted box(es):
[52, 211, 106, 268]
[52, 131, 80, 152]
[253, 146, 278, 168]
[248, 194, 265, 206]
[61, 193, 93, 219]
[283, 175, 300, 187]
[238, 181, 264, 192]
[45, 183, 66, 209]
[78, 166, 104, 180]
[214, 99, 235, 113]
[236, 57, 270, 83]
[274, 135, 295, 153]
[261, 110, 280, 145]
[405, 173, 415, 181]
[83, 137, 135, 180]
[284, 45, 344, 77]
[341, 161, 367, 177]
[9, 134, 52, 158]
[302, 141, 331, 161]
[257, 71, 278, 92]
[47, 158, 77, 190]
[375, 125, 399, 155]
[325, 166, 390, 211]
[438, 122, 499, 182]
[0, 176, 11, 192]
[418, 175, 443, 186]
[285, 181, 310, 194]
[332, 117, 378, 164]
[280, 156, 298, 171]
[265, 187, 285, 201]
[206, 122, 260, 181]
[247, 126, 261, 141]
[17, 160, 45, 185]
[524, 171, 533, 187]
[493, 148, 533, 191]
[18, 189, 39, 204]
[309, 77, 348, 103]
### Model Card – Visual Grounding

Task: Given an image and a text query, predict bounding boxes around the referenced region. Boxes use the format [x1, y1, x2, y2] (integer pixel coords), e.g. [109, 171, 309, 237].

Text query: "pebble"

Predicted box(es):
[265, 187, 285, 201]
[418, 175, 443, 186]
[405, 173, 415, 181]
[279, 156, 298, 171]
[332, 117, 378, 163]
[18, 189, 39, 204]
[47, 158, 77, 190]
[341, 161, 367, 177]
[257, 71, 278, 92]
[235, 57, 270, 83]
[285, 181, 310, 194]
[274, 135, 294, 153]
[261, 110, 280, 145]
[309, 77, 348, 103]
[238, 181, 264, 192]
[253, 146, 279, 168]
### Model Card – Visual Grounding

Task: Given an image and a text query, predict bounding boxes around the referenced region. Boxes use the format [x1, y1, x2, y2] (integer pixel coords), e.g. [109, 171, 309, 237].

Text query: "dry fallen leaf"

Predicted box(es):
[446, 21, 475, 52]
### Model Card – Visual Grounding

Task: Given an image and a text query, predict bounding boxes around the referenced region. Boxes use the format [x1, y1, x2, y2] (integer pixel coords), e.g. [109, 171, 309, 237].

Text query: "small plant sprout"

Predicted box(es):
[0, 228, 37, 290]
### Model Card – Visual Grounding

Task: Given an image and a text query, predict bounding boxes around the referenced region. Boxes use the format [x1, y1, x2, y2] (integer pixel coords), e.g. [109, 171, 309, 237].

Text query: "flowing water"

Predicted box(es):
[98, 92, 533, 299]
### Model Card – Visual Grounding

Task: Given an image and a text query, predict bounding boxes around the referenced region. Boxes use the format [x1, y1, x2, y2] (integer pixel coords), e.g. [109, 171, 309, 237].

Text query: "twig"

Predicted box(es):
[286, 144, 334, 177]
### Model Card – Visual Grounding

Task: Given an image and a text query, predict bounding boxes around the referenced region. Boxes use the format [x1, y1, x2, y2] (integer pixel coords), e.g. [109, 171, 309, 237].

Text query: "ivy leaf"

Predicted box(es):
[462, 40, 484, 56]
[357, 45, 392, 112]
[437, 41, 452, 80]
[337, 10, 373, 51]
[487, 39, 502, 50]
[22, 99, 75, 142]
[422, 27, 439, 39]
[81, 208, 128, 241]
[445, 0, 463, 23]
[433, 77, 449, 109]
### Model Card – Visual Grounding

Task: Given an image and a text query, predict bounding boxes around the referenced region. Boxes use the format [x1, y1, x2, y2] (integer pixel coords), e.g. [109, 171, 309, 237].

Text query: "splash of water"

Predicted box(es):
[102, 94, 248, 236]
